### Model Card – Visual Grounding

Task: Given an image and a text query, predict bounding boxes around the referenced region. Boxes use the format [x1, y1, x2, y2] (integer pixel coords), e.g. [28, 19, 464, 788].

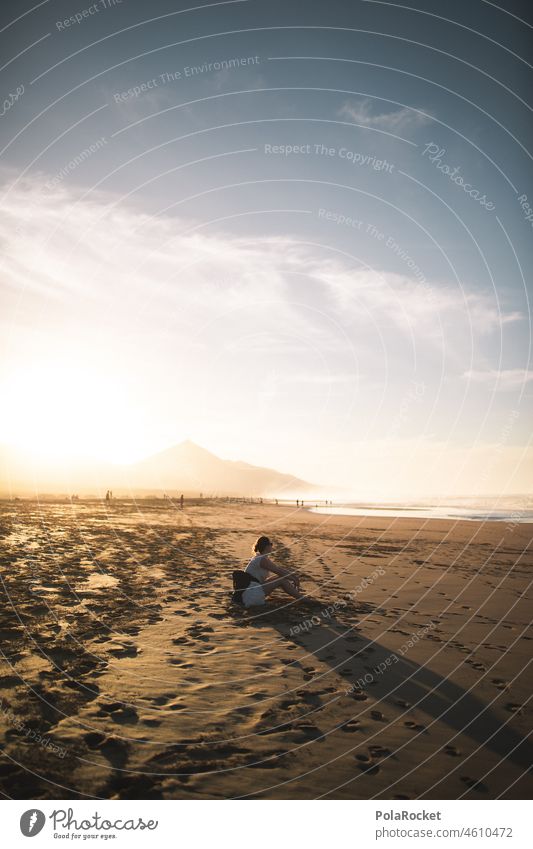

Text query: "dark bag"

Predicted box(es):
[231, 570, 259, 605]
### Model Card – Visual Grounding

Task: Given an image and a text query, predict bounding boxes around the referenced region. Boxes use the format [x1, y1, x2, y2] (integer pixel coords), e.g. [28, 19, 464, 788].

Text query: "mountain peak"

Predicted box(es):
[177, 439, 215, 456]
[126, 439, 320, 496]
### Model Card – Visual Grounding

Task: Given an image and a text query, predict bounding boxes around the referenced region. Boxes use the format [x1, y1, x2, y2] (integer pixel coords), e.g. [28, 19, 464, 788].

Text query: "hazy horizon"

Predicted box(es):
[1, 436, 532, 506]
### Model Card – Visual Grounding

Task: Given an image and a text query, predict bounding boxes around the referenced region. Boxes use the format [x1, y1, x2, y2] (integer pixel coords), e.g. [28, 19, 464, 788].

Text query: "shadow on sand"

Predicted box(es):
[237, 595, 533, 781]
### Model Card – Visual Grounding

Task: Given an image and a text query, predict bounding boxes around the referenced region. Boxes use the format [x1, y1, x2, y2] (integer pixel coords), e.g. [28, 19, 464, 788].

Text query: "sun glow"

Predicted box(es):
[1, 358, 143, 463]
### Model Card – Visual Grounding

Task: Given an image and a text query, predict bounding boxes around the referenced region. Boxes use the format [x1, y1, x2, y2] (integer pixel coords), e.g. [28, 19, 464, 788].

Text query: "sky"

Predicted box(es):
[0, 0, 532, 500]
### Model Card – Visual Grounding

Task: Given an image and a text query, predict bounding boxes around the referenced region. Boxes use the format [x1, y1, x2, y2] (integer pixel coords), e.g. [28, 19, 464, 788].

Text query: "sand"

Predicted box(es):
[0, 499, 532, 800]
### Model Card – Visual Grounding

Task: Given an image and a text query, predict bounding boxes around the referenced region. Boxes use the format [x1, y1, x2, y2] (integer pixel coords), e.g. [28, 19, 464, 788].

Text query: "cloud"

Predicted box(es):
[462, 369, 533, 390]
[0, 173, 519, 368]
[338, 98, 432, 133]
[1, 173, 530, 494]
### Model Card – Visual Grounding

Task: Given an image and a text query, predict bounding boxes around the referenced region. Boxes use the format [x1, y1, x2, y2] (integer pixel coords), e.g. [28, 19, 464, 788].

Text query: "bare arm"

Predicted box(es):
[262, 556, 300, 583]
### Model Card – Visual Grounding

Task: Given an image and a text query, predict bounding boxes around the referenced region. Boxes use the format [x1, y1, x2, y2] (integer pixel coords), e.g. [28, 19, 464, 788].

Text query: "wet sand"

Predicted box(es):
[0, 499, 532, 799]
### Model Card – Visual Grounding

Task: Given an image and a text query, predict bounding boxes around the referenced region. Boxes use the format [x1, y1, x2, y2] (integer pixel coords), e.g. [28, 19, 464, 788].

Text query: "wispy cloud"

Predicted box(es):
[0, 173, 519, 365]
[338, 98, 432, 132]
[462, 369, 533, 390]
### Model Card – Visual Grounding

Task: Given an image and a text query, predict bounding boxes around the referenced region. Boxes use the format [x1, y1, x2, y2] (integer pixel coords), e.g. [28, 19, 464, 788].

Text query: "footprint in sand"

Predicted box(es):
[96, 700, 124, 715]
[140, 716, 161, 727]
[444, 745, 461, 757]
[110, 706, 138, 724]
[369, 745, 392, 758]
[355, 753, 380, 774]
[293, 722, 324, 741]
[505, 703, 523, 714]
[491, 678, 508, 690]
[151, 695, 172, 705]
[108, 644, 139, 658]
[404, 720, 426, 731]
[395, 699, 411, 708]
[83, 731, 106, 748]
[341, 719, 362, 733]
[248, 691, 269, 702]
[99, 735, 130, 767]
[351, 691, 368, 702]
[370, 710, 386, 722]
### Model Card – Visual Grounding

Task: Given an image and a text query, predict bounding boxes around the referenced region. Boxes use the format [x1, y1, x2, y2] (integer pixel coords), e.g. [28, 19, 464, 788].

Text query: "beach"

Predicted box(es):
[0, 498, 531, 800]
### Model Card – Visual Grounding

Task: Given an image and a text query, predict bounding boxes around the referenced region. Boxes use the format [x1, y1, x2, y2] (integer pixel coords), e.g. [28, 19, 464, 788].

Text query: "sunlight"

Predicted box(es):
[0, 358, 141, 463]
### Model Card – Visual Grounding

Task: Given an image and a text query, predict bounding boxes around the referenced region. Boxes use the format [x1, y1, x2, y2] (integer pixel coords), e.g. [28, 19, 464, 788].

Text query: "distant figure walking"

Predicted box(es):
[241, 536, 305, 607]
[296, 499, 299, 507]
[105, 490, 110, 502]
[180, 493, 184, 510]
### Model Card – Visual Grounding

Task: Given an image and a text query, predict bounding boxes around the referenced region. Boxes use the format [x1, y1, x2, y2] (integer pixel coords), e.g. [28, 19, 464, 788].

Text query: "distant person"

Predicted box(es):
[105, 490, 110, 502]
[241, 536, 305, 607]
[275, 499, 278, 505]
[180, 493, 184, 510]
[296, 499, 299, 507]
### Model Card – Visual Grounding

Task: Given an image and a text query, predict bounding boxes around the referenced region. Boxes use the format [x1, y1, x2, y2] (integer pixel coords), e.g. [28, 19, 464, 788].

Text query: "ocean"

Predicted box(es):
[307, 504, 533, 523]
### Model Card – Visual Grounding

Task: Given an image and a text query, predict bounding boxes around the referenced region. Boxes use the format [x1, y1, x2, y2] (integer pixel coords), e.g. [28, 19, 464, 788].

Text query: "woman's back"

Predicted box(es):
[245, 553, 269, 583]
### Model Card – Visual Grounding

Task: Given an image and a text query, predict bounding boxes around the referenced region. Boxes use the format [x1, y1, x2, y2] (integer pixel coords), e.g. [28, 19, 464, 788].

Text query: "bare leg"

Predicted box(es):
[263, 575, 304, 600]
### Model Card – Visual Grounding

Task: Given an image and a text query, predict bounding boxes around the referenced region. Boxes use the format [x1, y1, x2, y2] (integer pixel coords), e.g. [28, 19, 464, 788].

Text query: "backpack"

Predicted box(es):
[231, 570, 260, 605]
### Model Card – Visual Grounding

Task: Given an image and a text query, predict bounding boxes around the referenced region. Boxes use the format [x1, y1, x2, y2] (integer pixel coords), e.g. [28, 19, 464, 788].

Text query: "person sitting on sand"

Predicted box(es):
[242, 535, 305, 607]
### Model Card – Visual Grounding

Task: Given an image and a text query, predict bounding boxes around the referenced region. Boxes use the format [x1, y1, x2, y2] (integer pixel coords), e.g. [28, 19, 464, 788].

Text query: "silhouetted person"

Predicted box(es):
[180, 493, 184, 510]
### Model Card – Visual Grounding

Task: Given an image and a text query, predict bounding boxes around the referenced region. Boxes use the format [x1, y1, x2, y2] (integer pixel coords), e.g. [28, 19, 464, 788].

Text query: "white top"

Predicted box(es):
[245, 553, 269, 584]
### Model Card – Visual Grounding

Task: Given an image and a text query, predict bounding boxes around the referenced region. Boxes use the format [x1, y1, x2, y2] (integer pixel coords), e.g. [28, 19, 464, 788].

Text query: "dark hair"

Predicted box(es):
[253, 535, 272, 554]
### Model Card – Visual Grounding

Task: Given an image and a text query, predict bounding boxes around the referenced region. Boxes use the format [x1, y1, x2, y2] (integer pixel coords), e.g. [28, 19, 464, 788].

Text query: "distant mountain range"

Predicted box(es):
[0, 439, 327, 498]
